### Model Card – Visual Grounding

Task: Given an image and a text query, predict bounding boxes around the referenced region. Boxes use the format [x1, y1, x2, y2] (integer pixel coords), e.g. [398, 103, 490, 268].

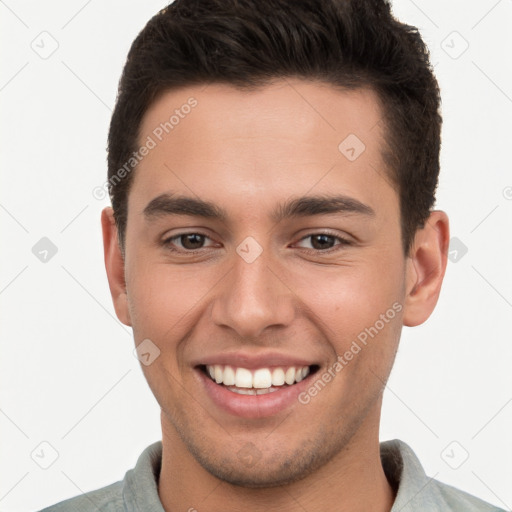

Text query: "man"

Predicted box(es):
[39, 0, 504, 510]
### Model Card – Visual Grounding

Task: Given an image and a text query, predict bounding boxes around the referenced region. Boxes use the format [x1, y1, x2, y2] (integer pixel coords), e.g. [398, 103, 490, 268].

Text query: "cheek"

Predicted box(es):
[290, 258, 405, 369]
[126, 259, 212, 340]
[295, 260, 403, 327]
[294, 267, 404, 408]
[125, 262, 206, 402]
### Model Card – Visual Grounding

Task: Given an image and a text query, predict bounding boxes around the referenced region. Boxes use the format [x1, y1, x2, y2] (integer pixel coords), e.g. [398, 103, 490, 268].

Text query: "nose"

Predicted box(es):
[210, 246, 295, 340]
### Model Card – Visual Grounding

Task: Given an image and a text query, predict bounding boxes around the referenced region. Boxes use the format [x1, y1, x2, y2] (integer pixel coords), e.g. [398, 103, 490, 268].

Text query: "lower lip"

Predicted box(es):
[196, 368, 314, 419]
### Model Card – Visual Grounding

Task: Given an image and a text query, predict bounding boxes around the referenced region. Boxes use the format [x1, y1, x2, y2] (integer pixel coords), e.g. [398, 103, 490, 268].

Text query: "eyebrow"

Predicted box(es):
[143, 192, 375, 223]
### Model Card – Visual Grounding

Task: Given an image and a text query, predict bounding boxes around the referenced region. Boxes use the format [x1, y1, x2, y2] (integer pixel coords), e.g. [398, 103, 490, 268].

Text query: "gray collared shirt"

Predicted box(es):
[38, 439, 505, 511]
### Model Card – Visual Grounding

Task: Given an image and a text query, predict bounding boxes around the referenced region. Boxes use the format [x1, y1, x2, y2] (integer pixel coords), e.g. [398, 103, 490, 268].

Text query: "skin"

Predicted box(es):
[102, 79, 449, 512]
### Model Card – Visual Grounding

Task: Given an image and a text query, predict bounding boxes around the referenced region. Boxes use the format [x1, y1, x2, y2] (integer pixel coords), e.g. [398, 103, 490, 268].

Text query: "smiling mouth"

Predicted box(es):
[199, 364, 320, 395]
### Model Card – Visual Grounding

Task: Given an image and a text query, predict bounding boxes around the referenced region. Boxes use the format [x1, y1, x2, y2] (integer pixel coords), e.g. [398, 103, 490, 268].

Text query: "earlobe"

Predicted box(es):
[101, 207, 132, 326]
[402, 211, 450, 327]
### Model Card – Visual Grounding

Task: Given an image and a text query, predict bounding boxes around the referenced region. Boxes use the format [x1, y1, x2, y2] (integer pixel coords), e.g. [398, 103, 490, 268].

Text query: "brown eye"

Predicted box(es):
[295, 233, 351, 252]
[162, 232, 215, 252]
[179, 233, 206, 250]
[310, 234, 337, 250]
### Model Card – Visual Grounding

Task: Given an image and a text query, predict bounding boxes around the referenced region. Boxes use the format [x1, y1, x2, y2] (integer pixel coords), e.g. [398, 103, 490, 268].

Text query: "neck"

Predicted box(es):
[158, 408, 395, 512]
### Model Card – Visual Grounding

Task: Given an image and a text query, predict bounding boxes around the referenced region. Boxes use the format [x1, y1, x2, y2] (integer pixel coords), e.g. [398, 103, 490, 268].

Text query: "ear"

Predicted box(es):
[402, 210, 450, 327]
[101, 207, 132, 326]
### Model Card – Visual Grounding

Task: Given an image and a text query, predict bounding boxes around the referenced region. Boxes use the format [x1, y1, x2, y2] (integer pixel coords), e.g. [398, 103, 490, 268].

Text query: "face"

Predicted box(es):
[103, 79, 445, 487]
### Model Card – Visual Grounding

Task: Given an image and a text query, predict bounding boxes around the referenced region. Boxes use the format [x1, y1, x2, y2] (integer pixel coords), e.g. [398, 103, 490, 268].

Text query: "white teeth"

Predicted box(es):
[295, 366, 311, 382]
[284, 367, 296, 385]
[225, 386, 281, 395]
[223, 365, 236, 386]
[256, 387, 276, 395]
[214, 365, 223, 384]
[253, 368, 272, 388]
[205, 364, 312, 389]
[235, 367, 253, 388]
[271, 368, 285, 386]
[230, 387, 255, 395]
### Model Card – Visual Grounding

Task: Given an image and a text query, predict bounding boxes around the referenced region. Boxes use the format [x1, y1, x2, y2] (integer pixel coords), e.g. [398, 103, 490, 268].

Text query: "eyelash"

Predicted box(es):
[161, 231, 352, 254]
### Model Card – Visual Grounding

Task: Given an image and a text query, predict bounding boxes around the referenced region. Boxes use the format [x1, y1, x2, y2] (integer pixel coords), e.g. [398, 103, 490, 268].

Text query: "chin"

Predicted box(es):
[187, 434, 337, 489]
[199, 458, 316, 488]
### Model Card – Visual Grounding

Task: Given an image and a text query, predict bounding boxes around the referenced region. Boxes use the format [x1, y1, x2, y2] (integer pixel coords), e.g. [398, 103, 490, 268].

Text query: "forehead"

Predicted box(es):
[139, 79, 384, 153]
[129, 79, 395, 219]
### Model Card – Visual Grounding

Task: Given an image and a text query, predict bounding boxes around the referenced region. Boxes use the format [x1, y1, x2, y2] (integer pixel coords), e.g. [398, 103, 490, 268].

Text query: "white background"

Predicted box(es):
[1, 1, 511, 510]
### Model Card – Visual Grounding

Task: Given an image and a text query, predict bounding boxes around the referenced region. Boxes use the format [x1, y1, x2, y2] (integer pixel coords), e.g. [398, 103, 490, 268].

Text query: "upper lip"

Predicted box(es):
[192, 351, 318, 369]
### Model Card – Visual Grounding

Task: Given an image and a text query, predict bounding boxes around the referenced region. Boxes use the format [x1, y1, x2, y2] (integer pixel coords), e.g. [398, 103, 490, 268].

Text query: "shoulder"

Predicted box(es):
[36, 480, 124, 512]
[432, 479, 506, 512]
[381, 439, 506, 512]
[36, 441, 164, 512]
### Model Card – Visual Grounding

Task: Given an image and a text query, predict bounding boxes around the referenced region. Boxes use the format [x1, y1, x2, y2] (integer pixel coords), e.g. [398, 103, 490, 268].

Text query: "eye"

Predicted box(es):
[295, 233, 352, 252]
[162, 232, 216, 252]
[161, 231, 352, 254]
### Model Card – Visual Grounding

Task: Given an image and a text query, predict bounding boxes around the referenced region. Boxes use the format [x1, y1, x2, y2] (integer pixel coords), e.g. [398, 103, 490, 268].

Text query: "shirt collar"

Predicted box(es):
[122, 441, 166, 512]
[121, 439, 445, 511]
[382, 439, 447, 511]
